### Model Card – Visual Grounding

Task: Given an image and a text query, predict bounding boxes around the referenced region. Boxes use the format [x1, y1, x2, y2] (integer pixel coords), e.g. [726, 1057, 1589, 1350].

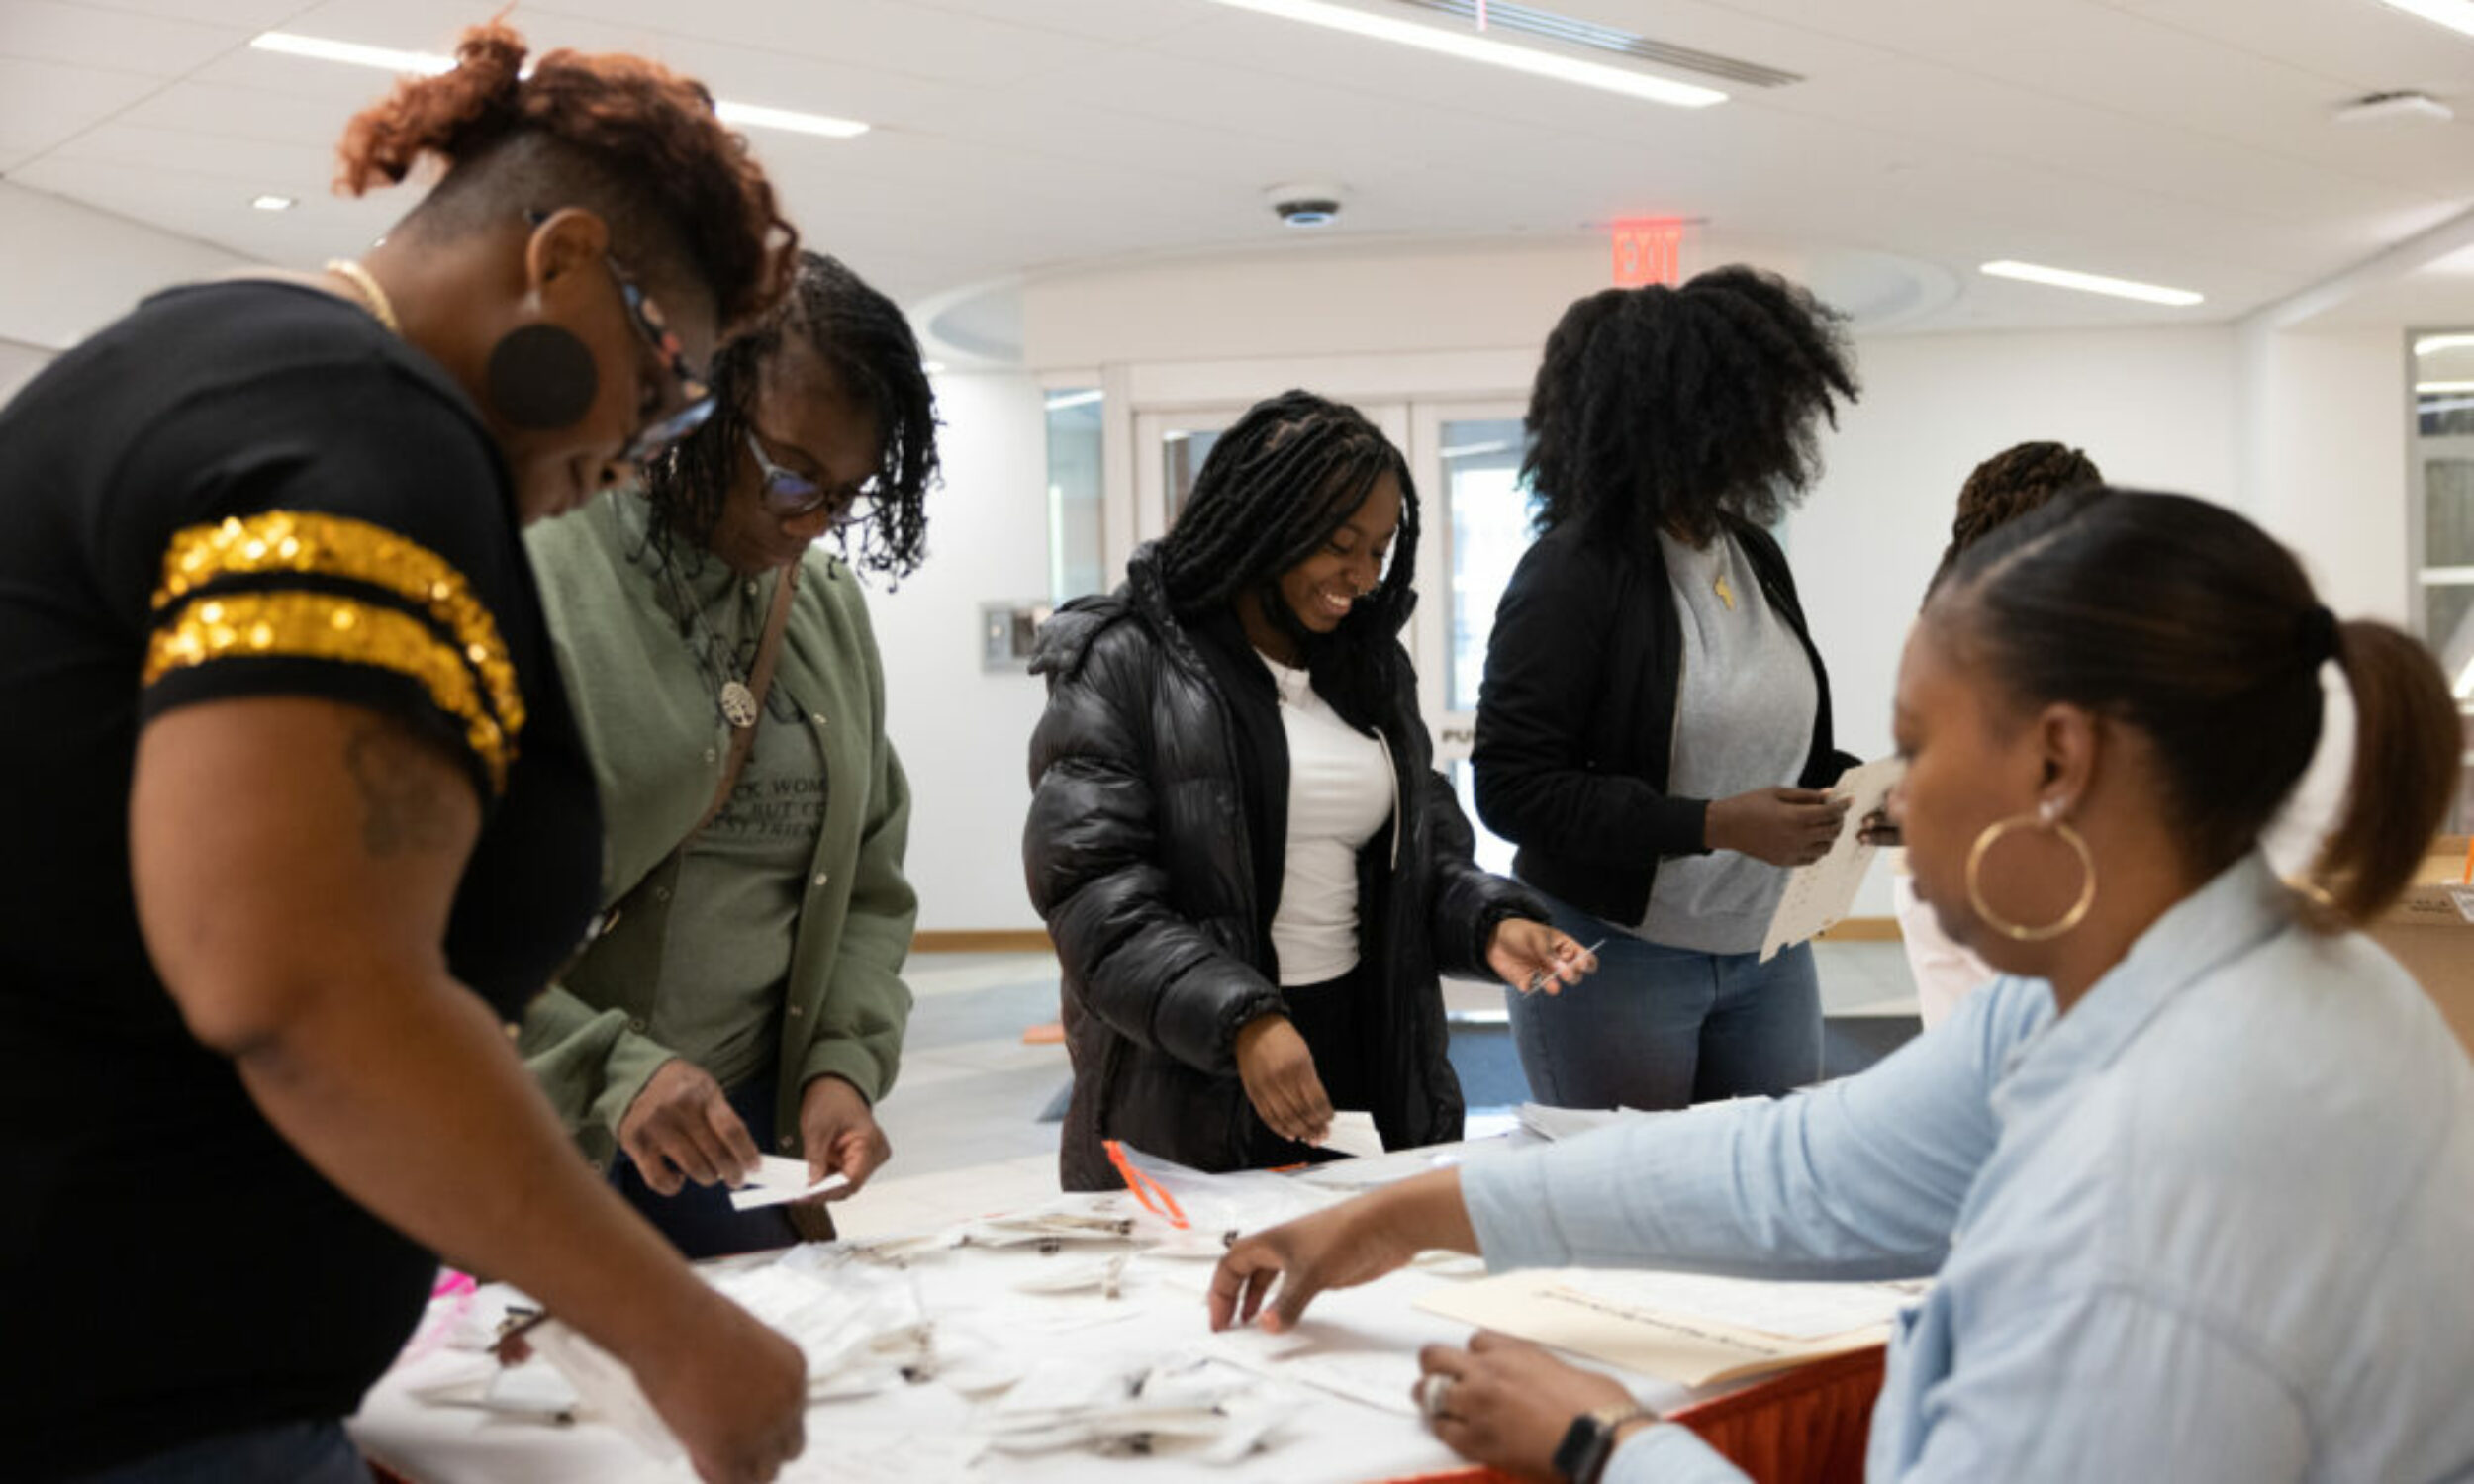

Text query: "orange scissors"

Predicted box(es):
[1103, 1140, 1189, 1230]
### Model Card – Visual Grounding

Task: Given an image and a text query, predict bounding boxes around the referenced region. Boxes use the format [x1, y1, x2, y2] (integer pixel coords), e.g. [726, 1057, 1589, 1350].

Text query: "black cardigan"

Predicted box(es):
[1470, 514, 1858, 928]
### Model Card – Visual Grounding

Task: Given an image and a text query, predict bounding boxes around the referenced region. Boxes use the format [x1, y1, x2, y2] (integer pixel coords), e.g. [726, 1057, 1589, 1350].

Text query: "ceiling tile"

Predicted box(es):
[0, 0, 251, 77]
[0, 55, 162, 164]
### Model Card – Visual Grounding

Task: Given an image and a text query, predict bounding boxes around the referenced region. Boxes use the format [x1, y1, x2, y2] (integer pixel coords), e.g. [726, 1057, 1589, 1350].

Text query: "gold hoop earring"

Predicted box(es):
[1965, 811, 2097, 943]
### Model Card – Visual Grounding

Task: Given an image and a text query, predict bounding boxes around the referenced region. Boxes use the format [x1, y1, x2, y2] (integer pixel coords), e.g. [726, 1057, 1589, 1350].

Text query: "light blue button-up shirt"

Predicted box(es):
[1463, 854, 2474, 1482]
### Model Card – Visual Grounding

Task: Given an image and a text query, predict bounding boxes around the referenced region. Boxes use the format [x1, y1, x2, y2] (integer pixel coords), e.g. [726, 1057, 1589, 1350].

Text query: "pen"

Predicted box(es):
[1527, 937, 1608, 995]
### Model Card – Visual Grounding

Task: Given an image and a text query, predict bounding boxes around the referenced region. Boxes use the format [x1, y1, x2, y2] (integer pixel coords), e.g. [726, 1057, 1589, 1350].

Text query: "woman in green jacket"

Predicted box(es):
[521, 252, 937, 1255]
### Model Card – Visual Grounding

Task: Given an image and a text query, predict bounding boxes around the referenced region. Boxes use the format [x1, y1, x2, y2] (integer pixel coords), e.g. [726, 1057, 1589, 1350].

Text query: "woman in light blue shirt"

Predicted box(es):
[1210, 488, 2474, 1484]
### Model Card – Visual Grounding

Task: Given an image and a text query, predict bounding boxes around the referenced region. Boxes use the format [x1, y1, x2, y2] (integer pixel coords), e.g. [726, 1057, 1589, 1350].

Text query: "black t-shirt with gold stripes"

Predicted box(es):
[0, 280, 601, 1478]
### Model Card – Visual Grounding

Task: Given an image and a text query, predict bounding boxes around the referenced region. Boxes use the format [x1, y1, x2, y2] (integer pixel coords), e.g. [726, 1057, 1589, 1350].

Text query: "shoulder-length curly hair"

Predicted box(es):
[1523, 266, 1856, 551]
[642, 252, 940, 584]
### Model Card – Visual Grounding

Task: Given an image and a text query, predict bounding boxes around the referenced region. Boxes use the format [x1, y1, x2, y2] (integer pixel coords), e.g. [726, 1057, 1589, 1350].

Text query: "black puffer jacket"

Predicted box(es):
[1025, 549, 1543, 1191]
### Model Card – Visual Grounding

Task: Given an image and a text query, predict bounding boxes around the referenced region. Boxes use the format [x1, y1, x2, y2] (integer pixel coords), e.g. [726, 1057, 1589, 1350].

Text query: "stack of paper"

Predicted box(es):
[1417, 1267, 1920, 1388]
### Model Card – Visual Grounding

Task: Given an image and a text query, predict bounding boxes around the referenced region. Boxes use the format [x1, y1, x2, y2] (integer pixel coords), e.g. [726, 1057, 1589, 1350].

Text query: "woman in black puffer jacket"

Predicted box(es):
[1024, 392, 1595, 1191]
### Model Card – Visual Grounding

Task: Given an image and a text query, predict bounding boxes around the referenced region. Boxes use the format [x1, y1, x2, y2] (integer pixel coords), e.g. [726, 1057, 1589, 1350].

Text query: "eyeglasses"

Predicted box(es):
[604, 256, 714, 464]
[745, 428, 877, 527]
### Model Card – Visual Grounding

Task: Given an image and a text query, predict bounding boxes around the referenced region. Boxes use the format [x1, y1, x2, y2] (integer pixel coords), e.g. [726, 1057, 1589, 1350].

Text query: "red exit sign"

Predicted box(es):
[1611, 220, 1685, 287]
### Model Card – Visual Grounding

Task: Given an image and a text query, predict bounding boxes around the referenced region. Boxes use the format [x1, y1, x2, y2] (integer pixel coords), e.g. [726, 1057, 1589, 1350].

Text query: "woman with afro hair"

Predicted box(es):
[1472, 266, 1862, 1112]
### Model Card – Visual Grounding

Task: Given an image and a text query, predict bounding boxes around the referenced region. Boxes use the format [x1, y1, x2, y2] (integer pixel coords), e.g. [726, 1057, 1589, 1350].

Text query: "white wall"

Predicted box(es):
[1797, 325, 2246, 767]
[871, 369, 1054, 932]
[2240, 325, 2414, 625]
[0, 183, 249, 351]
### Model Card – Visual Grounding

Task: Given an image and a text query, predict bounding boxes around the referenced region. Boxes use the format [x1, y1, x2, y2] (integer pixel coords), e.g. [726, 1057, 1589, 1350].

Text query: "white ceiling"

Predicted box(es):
[3, 0, 2473, 339]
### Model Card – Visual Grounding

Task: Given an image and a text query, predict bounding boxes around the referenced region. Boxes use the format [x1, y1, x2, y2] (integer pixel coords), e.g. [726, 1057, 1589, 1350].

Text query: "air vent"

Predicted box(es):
[1387, 0, 1803, 88]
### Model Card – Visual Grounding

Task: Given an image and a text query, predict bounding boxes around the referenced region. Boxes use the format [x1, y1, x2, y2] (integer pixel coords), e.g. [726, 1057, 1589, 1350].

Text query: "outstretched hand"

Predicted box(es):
[1207, 1169, 1478, 1333]
[1486, 919, 1598, 997]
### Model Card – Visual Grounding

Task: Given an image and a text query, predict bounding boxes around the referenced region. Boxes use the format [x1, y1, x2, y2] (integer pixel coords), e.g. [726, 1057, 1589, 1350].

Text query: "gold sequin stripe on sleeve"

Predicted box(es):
[153, 511, 524, 742]
[143, 591, 512, 794]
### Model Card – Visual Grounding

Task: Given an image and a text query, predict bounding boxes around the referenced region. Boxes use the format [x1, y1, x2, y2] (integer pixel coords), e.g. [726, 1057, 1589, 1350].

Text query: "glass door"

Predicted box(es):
[1410, 401, 1535, 876]
[1132, 408, 1244, 548]
[1131, 401, 1411, 555]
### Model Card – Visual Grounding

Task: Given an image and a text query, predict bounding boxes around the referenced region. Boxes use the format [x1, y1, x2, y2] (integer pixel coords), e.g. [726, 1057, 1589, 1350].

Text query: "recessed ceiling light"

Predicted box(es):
[1195, 0, 1725, 108]
[2414, 333, 2474, 356]
[2416, 380, 2474, 393]
[249, 32, 868, 139]
[1979, 260, 2204, 307]
[251, 194, 296, 212]
[2374, 0, 2474, 41]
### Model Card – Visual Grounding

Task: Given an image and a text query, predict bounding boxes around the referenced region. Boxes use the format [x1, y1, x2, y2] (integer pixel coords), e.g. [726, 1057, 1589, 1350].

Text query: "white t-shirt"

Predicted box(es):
[1262, 654, 1395, 986]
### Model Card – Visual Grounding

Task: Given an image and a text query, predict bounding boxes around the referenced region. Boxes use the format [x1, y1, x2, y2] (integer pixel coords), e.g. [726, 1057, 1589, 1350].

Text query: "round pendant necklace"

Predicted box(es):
[651, 541, 769, 731]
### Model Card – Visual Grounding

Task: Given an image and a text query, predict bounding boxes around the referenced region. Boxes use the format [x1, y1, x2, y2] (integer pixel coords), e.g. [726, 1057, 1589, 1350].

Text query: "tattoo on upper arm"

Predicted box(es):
[342, 721, 462, 857]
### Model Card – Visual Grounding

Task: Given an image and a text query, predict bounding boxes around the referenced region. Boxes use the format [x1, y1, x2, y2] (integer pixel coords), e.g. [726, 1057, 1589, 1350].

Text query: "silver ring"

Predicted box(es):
[1416, 1371, 1456, 1420]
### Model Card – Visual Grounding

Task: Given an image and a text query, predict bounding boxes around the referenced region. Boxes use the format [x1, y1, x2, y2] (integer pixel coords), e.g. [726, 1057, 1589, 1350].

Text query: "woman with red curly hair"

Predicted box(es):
[0, 24, 808, 1484]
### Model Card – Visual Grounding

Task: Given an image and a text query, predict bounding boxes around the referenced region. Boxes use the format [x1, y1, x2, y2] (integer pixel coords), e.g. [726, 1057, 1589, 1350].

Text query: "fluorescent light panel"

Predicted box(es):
[250, 32, 867, 139]
[2415, 333, 2474, 356]
[1196, 0, 1725, 108]
[2417, 380, 2474, 393]
[251, 31, 450, 73]
[714, 100, 867, 139]
[251, 194, 295, 211]
[1979, 259, 2203, 307]
[2376, 0, 2474, 41]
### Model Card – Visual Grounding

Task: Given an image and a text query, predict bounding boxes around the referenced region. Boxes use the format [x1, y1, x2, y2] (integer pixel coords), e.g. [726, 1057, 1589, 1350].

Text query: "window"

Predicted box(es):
[2410, 330, 2474, 834]
[1044, 387, 1104, 603]
[1160, 427, 1224, 529]
[1438, 417, 1536, 713]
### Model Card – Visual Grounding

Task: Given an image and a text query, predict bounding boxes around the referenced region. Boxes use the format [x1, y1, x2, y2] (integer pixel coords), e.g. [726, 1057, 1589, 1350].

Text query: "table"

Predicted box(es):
[352, 1157, 1884, 1484]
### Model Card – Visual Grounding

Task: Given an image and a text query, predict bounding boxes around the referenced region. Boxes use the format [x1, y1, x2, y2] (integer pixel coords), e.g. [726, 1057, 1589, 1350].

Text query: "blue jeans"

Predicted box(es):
[1507, 888, 1822, 1110]
[609, 1068, 801, 1259]
[71, 1421, 368, 1483]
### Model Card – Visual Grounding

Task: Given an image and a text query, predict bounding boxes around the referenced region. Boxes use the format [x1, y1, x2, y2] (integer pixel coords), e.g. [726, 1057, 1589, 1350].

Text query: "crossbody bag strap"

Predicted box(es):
[551, 562, 805, 979]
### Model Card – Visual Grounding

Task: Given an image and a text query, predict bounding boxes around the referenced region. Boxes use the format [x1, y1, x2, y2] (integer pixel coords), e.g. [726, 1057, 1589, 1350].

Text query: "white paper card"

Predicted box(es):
[1316, 1110, 1384, 1159]
[1760, 756, 1907, 963]
[728, 1155, 853, 1210]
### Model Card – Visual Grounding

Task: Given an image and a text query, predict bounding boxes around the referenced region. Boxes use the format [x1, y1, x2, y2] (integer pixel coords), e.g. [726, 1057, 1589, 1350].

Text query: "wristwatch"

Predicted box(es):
[1552, 1402, 1660, 1484]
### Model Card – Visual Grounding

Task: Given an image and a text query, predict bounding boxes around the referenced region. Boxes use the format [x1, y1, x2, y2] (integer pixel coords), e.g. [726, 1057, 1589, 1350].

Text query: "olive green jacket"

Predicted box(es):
[516, 493, 915, 1168]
